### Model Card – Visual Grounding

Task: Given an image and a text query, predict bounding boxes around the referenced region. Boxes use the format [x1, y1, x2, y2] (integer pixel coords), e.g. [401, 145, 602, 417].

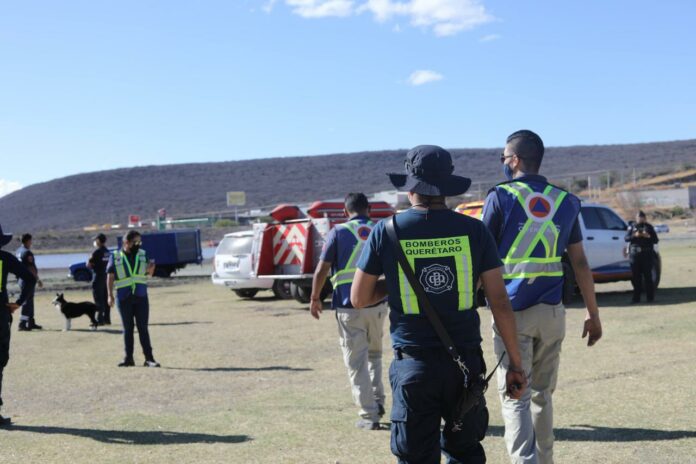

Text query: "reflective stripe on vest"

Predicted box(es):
[330, 220, 374, 287]
[0, 259, 3, 292]
[114, 250, 148, 292]
[397, 236, 474, 315]
[498, 182, 567, 279]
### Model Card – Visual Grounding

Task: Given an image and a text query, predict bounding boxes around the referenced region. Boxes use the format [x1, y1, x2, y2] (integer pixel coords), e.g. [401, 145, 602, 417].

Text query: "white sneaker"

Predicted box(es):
[143, 360, 161, 368]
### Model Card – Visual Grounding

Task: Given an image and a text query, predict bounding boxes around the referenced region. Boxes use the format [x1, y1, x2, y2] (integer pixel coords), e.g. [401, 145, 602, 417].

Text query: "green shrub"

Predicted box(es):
[671, 206, 685, 217]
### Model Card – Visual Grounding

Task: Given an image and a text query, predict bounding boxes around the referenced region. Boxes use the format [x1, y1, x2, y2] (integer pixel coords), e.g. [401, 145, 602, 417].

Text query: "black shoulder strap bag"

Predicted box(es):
[385, 216, 503, 432]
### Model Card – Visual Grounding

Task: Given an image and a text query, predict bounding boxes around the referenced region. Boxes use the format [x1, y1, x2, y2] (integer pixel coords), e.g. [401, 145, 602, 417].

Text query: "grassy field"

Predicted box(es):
[1, 239, 695, 464]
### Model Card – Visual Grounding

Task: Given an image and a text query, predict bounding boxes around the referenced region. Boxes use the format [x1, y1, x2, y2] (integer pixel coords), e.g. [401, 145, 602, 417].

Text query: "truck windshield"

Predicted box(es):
[217, 236, 253, 255]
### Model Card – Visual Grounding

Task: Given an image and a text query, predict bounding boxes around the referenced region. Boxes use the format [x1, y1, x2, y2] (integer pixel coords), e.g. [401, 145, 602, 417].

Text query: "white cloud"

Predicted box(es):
[262, 0, 278, 13]
[275, 0, 494, 35]
[0, 179, 22, 198]
[479, 33, 500, 42]
[285, 0, 355, 18]
[407, 69, 443, 86]
[361, 0, 494, 36]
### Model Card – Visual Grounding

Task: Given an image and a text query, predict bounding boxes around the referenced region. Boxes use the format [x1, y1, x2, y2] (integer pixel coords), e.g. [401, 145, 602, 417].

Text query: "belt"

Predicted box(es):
[394, 346, 480, 360]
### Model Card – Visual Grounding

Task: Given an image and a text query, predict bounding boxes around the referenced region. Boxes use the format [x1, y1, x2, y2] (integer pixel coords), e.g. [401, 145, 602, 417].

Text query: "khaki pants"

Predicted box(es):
[336, 303, 388, 423]
[493, 303, 566, 464]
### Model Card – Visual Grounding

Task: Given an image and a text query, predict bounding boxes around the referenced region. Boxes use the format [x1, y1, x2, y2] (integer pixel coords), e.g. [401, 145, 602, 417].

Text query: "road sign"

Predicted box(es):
[226, 191, 246, 207]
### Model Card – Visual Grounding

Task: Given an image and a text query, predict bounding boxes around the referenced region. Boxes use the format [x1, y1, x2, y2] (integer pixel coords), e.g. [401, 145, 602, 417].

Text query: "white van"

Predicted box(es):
[211, 231, 291, 299]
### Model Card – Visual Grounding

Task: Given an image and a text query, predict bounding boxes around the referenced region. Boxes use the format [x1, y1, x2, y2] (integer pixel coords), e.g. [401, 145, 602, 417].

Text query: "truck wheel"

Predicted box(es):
[290, 283, 312, 304]
[74, 269, 92, 282]
[272, 280, 293, 300]
[153, 266, 174, 278]
[234, 289, 259, 299]
[562, 262, 576, 305]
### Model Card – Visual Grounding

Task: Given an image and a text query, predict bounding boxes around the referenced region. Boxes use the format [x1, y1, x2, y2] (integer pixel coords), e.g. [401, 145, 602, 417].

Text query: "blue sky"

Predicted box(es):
[1, 0, 694, 193]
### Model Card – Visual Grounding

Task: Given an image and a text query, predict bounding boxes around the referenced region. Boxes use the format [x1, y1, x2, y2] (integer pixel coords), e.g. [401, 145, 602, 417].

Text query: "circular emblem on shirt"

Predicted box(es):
[419, 264, 455, 294]
[357, 226, 372, 240]
[524, 193, 555, 222]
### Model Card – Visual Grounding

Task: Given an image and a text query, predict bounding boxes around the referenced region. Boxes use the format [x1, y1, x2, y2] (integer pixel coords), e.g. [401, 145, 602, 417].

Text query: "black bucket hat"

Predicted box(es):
[0, 224, 12, 248]
[388, 145, 471, 196]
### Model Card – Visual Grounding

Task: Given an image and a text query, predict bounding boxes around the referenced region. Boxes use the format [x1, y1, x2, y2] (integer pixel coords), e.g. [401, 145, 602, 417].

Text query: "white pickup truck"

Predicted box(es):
[562, 202, 661, 302]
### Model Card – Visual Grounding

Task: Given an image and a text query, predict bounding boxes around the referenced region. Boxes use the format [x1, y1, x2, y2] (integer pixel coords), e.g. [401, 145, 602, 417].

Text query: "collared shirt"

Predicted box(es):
[625, 222, 658, 250]
[0, 250, 36, 306]
[15, 245, 38, 285]
[90, 246, 111, 281]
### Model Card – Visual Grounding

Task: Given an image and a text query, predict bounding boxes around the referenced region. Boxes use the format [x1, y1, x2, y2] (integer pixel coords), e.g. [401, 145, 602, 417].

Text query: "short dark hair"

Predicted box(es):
[344, 193, 369, 214]
[507, 129, 544, 173]
[637, 210, 646, 218]
[124, 230, 141, 243]
[21, 233, 32, 244]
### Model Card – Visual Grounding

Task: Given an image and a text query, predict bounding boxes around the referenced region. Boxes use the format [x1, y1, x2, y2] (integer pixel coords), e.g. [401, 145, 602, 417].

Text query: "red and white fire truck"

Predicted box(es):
[250, 201, 394, 303]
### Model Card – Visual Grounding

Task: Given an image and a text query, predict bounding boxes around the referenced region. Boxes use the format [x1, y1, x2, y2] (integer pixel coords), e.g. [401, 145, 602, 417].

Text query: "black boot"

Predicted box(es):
[118, 358, 135, 367]
[29, 318, 43, 330]
[18, 320, 31, 331]
[0, 414, 11, 427]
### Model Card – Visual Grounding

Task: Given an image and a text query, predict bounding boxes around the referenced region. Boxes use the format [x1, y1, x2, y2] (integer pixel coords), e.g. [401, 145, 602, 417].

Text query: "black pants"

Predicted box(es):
[630, 251, 655, 302]
[117, 296, 153, 361]
[389, 347, 488, 464]
[19, 282, 34, 322]
[0, 309, 11, 409]
[92, 278, 110, 324]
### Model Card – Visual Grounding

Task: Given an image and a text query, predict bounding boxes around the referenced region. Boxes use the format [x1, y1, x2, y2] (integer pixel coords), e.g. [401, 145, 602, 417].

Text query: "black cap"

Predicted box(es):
[93, 233, 107, 243]
[388, 145, 472, 196]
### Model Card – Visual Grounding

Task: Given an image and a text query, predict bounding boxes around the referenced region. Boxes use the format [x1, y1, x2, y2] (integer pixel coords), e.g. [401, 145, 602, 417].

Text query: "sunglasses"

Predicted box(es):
[500, 152, 514, 163]
[130, 240, 142, 246]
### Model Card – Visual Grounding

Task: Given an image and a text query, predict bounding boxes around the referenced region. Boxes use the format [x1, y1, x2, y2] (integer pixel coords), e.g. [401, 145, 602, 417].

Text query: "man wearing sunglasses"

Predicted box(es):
[482, 130, 602, 464]
[107, 230, 160, 368]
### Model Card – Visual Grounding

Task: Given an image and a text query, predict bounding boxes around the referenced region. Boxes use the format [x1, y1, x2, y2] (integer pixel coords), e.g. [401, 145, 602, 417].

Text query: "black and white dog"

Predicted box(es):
[52, 293, 99, 331]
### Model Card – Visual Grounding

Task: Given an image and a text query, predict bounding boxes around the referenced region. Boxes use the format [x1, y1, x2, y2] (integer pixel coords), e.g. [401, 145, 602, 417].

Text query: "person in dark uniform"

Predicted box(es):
[88, 233, 111, 325]
[0, 224, 37, 426]
[625, 211, 659, 303]
[107, 230, 160, 367]
[351, 145, 526, 463]
[15, 233, 43, 331]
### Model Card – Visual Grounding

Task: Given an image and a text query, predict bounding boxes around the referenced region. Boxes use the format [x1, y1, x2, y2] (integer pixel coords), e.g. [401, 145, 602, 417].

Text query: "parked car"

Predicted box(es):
[562, 202, 661, 303]
[69, 229, 203, 281]
[211, 231, 292, 299]
[654, 223, 670, 233]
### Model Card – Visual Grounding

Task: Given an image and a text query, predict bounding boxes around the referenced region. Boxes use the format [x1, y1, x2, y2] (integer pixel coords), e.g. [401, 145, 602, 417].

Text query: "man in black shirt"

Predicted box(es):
[15, 233, 43, 331]
[0, 224, 37, 426]
[88, 234, 111, 325]
[625, 211, 659, 303]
